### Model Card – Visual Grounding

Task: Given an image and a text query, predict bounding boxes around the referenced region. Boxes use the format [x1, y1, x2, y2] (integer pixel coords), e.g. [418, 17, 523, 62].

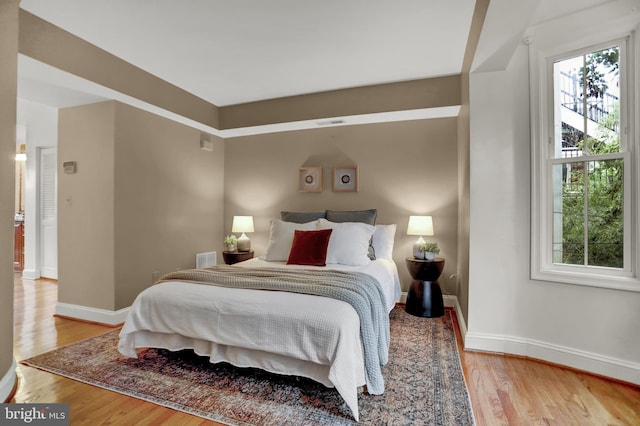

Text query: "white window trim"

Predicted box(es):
[530, 26, 640, 292]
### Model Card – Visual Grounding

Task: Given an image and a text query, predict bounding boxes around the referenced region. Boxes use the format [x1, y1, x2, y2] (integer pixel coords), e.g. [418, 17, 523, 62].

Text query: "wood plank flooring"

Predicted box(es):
[10, 275, 640, 425]
[11, 275, 216, 426]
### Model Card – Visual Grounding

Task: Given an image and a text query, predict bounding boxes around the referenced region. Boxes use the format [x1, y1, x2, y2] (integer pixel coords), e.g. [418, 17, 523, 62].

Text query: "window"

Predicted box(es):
[552, 46, 624, 268]
[531, 34, 639, 291]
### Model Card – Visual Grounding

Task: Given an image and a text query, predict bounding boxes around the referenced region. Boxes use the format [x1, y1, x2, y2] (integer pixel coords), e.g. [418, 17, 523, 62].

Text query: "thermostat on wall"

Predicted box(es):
[200, 133, 214, 151]
[63, 161, 77, 174]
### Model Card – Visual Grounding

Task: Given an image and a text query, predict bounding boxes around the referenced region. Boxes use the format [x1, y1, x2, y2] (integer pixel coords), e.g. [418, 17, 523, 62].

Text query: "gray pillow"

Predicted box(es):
[326, 209, 377, 225]
[326, 209, 377, 259]
[281, 210, 326, 224]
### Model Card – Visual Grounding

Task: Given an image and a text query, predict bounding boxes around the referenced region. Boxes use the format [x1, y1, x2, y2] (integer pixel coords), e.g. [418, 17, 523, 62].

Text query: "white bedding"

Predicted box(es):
[118, 257, 401, 421]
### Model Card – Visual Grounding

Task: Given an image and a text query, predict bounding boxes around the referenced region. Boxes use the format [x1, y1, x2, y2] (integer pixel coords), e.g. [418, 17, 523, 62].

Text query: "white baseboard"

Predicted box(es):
[400, 290, 639, 386]
[443, 294, 468, 344]
[55, 302, 129, 326]
[0, 358, 17, 402]
[21, 269, 39, 280]
[465, 331, 640, 386]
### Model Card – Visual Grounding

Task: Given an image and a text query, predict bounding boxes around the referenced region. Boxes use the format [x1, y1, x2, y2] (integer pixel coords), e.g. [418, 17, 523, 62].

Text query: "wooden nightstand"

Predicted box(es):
[222, 250, 254, 265]
[405, 257, 445, 318]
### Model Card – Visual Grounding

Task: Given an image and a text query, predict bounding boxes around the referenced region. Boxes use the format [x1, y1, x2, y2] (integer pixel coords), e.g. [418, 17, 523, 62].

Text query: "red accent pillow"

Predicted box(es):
[286, 229, 333, 266]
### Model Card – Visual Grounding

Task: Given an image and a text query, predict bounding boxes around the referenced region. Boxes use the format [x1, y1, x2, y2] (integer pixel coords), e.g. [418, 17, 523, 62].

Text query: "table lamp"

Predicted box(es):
[232, 216, 254, 252]
[407, 215, 434, 259]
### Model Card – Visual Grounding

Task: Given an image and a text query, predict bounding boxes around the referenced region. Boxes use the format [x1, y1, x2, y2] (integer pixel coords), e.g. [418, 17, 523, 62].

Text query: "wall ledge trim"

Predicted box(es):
[55, 302, 129, 326]
[0, 359, 17, 402]
[464, 331, 640, 386]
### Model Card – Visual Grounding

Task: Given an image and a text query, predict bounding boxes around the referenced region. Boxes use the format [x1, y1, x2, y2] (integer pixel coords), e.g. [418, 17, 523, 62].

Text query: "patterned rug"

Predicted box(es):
[22, 308, 474, 425]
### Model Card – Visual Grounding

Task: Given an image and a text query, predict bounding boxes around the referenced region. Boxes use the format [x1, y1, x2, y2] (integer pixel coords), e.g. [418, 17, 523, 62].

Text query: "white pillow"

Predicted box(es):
[265, 220, 317, 261]
[372, 224, 396, 261]
[316, 218, 376, 266]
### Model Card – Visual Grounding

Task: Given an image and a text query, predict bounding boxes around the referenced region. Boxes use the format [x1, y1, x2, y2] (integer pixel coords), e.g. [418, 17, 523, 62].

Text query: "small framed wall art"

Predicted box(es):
[298, 166, 322, 192]
[333, 166, 358, 192]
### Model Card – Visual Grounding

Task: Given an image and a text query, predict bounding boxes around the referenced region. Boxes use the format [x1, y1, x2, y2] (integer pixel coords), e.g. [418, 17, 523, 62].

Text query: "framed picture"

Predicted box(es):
[333, 166, 359, 192]
[298, 167, 322, 192]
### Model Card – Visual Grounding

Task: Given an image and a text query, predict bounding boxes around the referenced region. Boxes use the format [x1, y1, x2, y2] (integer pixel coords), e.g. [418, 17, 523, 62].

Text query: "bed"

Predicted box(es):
[118, 210, 400, 421]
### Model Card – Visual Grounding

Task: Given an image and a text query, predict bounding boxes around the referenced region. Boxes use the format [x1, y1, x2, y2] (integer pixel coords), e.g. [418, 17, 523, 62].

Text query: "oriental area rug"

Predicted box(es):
[22, 308, 475, 425]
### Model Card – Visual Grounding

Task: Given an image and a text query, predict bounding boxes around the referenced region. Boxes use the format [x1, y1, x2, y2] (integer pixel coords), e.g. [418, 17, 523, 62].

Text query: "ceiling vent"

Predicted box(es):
[316, 119, 346, 126]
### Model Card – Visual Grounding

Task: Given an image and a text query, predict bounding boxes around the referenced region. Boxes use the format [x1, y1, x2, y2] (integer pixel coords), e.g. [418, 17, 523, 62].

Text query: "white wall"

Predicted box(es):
[465, 3, 640, 385]
[17, 98, 58, 279]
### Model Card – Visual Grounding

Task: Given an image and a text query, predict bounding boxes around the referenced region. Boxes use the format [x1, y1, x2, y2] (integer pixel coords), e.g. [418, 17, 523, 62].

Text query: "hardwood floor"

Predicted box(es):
[450, 313, 640, 425]
[10, 274, 640, 425]
[11, 275, 217, 426]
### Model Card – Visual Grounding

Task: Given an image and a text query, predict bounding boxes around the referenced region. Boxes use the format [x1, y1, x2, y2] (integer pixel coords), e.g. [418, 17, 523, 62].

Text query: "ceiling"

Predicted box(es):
[19, 0, 476, 107]
[16, 0, 620, 135]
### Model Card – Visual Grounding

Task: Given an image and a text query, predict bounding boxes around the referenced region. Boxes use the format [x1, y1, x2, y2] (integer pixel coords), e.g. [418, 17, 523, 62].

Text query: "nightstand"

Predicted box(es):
[222, 250, 254, 265]
[405, 257, 445, 318]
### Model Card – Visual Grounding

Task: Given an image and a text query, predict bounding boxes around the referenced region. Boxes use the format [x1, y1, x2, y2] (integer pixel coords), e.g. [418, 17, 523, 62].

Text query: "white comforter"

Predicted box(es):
[118, 258, 401, 421]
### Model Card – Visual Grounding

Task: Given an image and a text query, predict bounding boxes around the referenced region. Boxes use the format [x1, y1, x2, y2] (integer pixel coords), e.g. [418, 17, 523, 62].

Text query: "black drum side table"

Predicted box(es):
[405, 257, 445, 318]
[222, 250, 254, 265]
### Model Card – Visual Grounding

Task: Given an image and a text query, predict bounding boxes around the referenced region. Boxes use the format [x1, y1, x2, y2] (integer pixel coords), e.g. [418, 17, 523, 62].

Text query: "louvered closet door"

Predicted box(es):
[40, 147, 58, 279]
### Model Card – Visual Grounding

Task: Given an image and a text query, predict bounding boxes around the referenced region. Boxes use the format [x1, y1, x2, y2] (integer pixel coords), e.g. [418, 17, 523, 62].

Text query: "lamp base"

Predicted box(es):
[412, 236, 425, 259]
[237, 233, 251, 252]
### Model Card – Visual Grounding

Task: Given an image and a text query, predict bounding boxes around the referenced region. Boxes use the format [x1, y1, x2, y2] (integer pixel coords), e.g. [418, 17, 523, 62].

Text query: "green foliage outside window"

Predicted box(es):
[560, 106, 623, 267]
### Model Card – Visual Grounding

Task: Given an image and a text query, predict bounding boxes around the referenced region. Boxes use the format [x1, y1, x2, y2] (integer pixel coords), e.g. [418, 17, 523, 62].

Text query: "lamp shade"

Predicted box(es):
[407, 215, 434, 236]
[232, 216, 254, 233]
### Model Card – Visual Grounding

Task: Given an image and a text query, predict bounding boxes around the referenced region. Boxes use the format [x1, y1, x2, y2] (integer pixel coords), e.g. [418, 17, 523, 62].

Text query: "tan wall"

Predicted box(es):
[224, 119, 458, 294]
[0, 0, 20, 398]
[113, 103, 225, 310]
[58, 102, 117, 310]
[17, 3, 467, 314]
[220, 76, 461, 129]
[58, 101, 225, 311]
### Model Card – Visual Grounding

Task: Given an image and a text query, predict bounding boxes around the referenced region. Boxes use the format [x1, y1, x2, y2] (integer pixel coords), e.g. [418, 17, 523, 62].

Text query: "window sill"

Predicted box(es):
[532, 268, 640, 293]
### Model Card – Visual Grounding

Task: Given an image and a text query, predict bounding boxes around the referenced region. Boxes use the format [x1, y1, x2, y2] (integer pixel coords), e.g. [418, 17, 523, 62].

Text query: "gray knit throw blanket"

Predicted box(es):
[159, 265, 390, 395]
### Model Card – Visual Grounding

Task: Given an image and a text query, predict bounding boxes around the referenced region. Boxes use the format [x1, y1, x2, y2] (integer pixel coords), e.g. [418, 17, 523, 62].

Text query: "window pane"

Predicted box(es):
[553, 46, 620, 159]
[552, 159, 624, 268]
[553, 162, 585, 265]
[584, 48, 620, 155]
[587, 158, 624, 267]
